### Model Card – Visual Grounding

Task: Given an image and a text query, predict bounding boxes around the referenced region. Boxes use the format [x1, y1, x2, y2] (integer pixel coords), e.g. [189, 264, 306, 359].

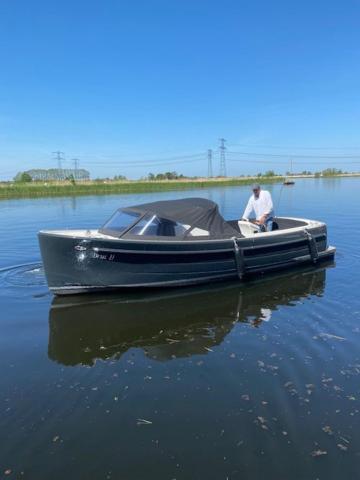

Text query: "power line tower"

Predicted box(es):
[207, 149, 213, 178]
[53, 151, 65, 180]
[219, 138, 227, 177]
[72, 158, 79, 180]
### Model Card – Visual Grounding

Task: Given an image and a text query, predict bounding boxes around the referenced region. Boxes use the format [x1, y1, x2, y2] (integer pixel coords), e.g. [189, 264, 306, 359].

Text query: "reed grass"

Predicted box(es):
[0, 177, 284, 200]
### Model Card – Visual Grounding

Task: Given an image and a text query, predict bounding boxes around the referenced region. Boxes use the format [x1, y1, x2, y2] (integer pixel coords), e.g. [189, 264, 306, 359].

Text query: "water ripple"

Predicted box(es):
[0, 262, 46, 288]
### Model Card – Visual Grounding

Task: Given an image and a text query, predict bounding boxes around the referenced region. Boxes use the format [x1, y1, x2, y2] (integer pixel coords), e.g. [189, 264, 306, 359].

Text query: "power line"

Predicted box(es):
[77, 150, 206, 159]
[72, 158, 79, 180]
[228, 150, 360, 159]
[219, 138, 227, 177]
[228, 157, 360, 165]
[229, 143, 360, 150]
[52, 151, 65, 180]
[82, 157, 205, 167]
[84, 153, 205, 165]
[207, 149, 213, 178]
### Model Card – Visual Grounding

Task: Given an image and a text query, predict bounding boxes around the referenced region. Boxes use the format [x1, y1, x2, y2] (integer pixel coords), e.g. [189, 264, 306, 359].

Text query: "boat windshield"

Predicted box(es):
[122, 214, 210, 237]
[101, 210, 211, 238]
[124, 214, 189, 237]
[100, 210, 141, 236]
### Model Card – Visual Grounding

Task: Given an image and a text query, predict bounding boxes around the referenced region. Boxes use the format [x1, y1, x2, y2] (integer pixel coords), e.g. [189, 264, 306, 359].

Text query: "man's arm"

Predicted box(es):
[242, 197, 253, 220]
[258, 192, 273, 224]
[263, 191, 273, 216]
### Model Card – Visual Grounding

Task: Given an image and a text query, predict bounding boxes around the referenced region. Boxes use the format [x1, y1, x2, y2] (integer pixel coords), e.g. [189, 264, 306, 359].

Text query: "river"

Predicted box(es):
[0, 178, 359, 479]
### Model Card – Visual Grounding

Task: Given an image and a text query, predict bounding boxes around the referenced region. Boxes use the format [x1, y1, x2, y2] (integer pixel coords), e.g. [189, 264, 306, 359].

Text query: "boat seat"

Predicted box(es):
[237, 220, 261, 237]
[237, 221, 279, 236]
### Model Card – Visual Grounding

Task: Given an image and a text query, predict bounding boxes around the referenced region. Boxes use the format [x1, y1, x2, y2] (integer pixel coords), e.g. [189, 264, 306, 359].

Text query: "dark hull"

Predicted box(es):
[38, 220, 335, 295]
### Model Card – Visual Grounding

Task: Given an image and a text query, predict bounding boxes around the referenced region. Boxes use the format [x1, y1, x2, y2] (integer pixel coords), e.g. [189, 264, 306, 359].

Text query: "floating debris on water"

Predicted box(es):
[137, 418, 153, 425]
[340, 436, 350, 444]
[311, 449, 327, 457]
[321, 425, 333, 435]
[322, 377, 333, 384]
[337, 443, 348, 451]
[318, 333, 346, 341]
[254, 416, 269, 430]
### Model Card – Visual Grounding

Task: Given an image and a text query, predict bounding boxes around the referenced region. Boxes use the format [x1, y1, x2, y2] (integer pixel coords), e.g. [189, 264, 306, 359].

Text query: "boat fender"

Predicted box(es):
[232, 238, 246, 280]
[304, 229, 319, 264]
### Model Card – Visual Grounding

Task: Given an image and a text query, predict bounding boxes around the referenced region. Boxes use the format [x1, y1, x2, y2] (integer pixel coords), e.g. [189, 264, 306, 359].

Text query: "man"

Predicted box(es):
[242, 183, 274, 231]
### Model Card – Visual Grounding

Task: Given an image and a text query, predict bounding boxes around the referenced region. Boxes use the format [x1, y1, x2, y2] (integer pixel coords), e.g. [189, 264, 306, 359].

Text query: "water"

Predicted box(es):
[0, 178, 359, 479]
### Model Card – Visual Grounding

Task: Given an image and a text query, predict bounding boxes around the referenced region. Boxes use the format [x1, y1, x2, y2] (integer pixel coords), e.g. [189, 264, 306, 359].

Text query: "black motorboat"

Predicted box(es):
[38, 197, 335, 295]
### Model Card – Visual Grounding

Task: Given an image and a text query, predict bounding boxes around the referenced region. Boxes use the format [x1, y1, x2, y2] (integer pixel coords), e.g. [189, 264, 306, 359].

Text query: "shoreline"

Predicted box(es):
[0, 174, 359, 200]
[0, 176, 283, 200]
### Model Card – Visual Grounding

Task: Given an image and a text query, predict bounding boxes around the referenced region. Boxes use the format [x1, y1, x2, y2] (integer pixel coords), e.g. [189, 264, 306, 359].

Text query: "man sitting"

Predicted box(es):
[242, 183, 274, 231]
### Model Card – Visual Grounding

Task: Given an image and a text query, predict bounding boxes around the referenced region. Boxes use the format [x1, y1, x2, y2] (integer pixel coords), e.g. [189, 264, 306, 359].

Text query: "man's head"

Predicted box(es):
[252, 183, 261, 198]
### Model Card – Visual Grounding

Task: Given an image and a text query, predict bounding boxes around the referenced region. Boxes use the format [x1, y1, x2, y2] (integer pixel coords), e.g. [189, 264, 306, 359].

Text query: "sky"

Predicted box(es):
[1, 0, 360, 180]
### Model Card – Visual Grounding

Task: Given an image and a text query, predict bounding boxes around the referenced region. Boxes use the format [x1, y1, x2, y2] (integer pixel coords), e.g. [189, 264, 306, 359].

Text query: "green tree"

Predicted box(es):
[322, 168, 342, 177]
[66, 174, 76, 185]
[14, 172, 32, 183]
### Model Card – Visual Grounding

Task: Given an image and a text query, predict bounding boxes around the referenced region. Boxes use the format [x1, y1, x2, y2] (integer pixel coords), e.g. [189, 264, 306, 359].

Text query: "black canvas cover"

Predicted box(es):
[122, 197, 238, 238]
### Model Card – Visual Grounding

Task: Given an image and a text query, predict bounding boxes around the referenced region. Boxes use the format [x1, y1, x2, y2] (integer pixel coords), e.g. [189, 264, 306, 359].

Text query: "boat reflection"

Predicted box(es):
[48, 264, 331, 366]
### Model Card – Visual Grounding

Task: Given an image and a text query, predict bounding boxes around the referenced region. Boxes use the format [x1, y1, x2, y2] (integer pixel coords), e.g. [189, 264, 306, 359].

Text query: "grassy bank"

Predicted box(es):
[0, 176, 284, 200]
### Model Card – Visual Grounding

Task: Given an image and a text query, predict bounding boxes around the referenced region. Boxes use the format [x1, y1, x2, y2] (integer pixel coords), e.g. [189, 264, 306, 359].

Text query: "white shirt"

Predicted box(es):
[242, 190, 274, 220]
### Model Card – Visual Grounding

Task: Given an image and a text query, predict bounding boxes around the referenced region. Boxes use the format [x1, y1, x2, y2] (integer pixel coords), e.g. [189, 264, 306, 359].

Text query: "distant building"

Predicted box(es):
[14, 168, 90, 181]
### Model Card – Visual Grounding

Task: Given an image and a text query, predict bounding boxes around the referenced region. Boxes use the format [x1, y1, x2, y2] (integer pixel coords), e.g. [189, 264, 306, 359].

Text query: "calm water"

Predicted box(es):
[1, 178, 359, 479]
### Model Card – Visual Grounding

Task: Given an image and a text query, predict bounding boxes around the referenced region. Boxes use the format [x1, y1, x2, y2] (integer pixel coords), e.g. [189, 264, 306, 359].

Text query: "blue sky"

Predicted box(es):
[1, 0, 360, 179]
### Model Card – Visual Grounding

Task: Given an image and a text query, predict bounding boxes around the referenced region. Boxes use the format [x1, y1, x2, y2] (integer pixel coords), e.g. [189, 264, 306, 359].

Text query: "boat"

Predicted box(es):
[283, 159, 296, 185]
[38, 197, 335, 295]
[48, 265, 330, 366]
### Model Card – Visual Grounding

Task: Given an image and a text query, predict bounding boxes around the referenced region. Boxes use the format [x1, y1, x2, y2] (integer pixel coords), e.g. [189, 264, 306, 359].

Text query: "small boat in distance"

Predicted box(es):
[38, 197, 335, 295]
[283, 158, 296, 185]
